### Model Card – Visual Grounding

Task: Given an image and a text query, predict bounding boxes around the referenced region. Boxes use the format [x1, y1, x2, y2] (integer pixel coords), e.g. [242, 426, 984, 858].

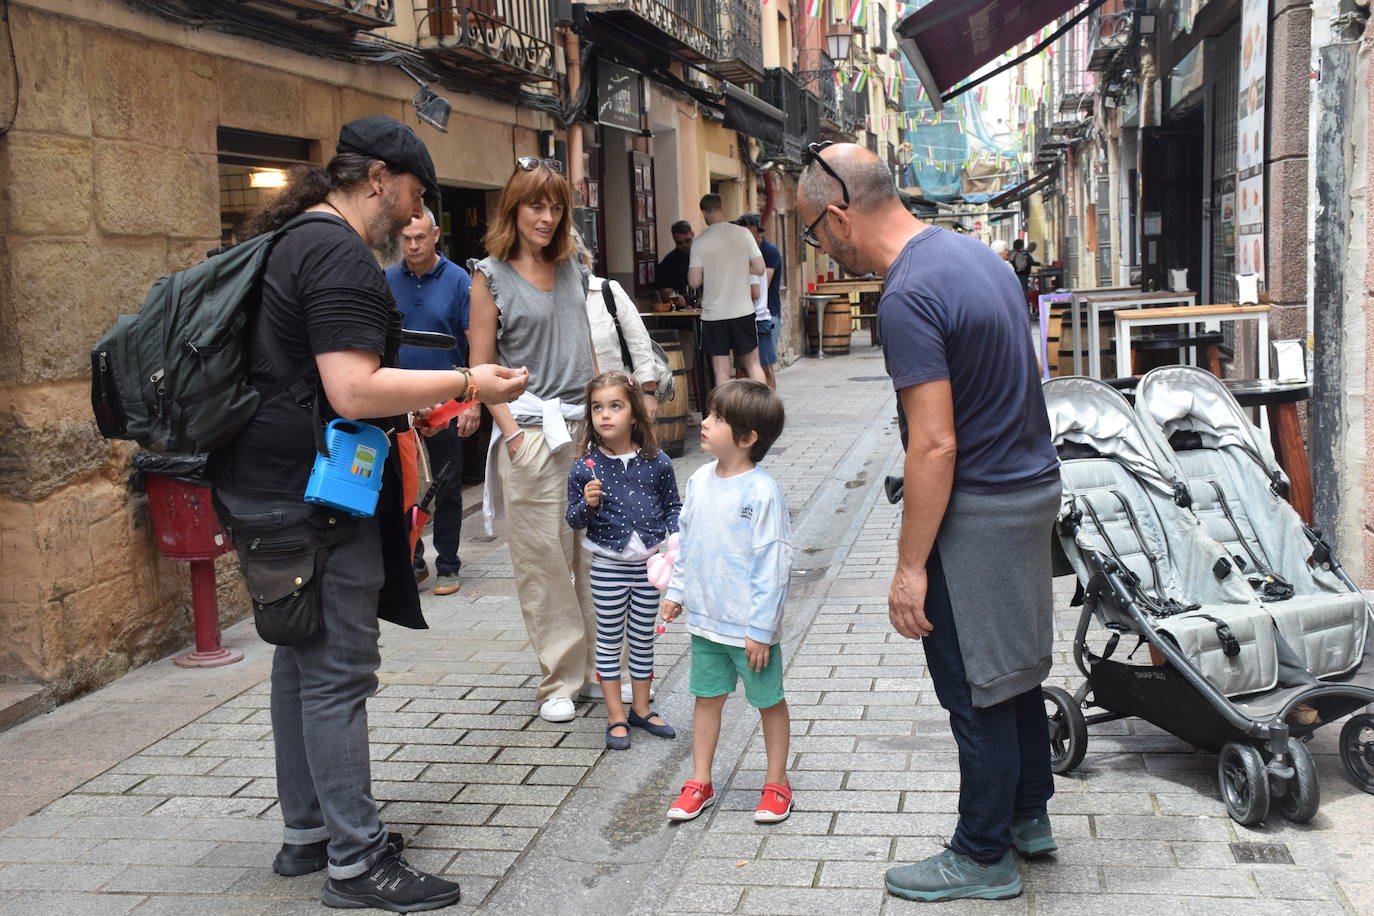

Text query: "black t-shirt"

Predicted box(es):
[655, 247, 691, 296]
[214, 215, 402, 497]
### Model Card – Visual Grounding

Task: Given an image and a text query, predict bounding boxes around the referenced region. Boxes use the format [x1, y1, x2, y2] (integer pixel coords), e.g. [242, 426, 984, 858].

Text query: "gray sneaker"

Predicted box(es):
[1010, 815, 1057, 857]
[884, 848, 1022, 902]
[432, 574, 461, 596]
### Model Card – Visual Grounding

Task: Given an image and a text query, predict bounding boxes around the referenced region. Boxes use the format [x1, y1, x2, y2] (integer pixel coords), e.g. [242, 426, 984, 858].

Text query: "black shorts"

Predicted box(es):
[701, 314, 758, 358]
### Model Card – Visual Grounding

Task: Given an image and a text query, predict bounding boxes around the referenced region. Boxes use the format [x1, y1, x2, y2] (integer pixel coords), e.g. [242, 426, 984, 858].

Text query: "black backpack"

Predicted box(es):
[1011, 250, 1032, 273]
[91, 213, 337, 455]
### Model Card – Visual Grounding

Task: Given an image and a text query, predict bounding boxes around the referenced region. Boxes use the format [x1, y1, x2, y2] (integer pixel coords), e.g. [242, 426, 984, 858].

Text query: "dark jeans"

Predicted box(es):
[215, 488, 390, 879]
[921, 544, 1055, 863]
[414, 423, 464, 576]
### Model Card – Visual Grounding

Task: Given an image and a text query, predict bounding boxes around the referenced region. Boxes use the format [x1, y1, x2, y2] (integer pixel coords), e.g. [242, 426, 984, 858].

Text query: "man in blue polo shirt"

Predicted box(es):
[386, 206, 472, 596]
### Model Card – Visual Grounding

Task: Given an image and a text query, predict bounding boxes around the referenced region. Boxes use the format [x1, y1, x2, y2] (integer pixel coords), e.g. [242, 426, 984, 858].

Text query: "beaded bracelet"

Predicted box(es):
[453, 366, 478, 403]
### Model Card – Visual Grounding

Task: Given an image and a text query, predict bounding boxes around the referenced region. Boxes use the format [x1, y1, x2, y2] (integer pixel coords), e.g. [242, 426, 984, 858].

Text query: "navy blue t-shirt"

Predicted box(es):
[879, 226, 1059, 493]
[760, 239, 783, 318]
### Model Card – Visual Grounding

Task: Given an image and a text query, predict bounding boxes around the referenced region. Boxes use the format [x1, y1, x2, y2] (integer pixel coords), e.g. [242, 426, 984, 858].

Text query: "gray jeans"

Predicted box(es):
[216, 488, 390, 880]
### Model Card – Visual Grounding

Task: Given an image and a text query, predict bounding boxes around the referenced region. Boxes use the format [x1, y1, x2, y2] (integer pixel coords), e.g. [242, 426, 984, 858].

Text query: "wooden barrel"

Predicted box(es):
[654, 337, 689, 458]
[1053, 308, 1118, 378]
[805, 299, 853, 356]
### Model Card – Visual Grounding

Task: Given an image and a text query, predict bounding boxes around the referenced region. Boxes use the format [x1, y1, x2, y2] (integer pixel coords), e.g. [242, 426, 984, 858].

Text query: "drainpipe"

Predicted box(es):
[565, 27, 585, 198]
[1308, 1, 1366, 544]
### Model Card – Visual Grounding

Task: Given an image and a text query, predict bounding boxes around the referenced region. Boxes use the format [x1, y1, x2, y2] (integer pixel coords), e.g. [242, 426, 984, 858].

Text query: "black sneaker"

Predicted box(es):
[320, 850, 460, 911]
[273, 832, 404, 878]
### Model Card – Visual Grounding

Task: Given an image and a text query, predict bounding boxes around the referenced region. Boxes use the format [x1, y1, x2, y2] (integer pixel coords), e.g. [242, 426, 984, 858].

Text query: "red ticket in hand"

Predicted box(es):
[419, 398, 477, 430]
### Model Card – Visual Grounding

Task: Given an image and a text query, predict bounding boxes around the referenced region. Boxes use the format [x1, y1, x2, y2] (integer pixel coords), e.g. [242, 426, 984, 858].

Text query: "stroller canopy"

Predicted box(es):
[1043, 377, 1182, 499]
[1135, 366, 1288, 490]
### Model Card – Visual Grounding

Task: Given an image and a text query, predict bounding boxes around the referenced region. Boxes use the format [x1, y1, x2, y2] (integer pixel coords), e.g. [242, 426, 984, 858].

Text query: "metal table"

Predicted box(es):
[801, 293, 845, 359]
[1073, 290, 1197, 378]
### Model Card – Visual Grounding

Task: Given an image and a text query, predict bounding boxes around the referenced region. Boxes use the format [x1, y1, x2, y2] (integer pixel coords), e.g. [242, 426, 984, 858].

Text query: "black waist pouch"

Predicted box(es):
[215, 499, 357, 646]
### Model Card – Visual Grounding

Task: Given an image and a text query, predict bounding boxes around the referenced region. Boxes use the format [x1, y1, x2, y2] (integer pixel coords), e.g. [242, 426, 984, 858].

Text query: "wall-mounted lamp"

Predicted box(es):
[399, 65, 452, 132]
[826, 29, 852, 62]
[249, 168, 288, 189]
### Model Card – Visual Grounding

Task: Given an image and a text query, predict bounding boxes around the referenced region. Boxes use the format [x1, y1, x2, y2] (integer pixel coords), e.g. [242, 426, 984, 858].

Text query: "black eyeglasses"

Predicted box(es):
[802, 142, 850, 248]
[516, 157, 564, 174]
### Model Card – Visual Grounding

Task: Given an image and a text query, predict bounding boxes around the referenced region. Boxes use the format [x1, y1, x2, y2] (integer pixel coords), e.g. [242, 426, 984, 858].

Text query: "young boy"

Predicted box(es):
[661, 379, 792, 823]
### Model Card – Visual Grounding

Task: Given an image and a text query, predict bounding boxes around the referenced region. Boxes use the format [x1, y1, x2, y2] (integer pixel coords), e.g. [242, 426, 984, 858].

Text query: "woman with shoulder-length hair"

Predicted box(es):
[468, 158, 600, 723]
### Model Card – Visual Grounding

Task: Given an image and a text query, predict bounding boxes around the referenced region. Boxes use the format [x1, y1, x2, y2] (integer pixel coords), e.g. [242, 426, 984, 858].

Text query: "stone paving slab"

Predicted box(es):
[0, 351, 1371, 913]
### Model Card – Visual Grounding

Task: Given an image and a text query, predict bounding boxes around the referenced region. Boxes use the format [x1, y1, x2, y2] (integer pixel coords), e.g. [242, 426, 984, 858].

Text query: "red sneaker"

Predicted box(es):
[754, 783, 793, 823]
[666, 780, 714, 821]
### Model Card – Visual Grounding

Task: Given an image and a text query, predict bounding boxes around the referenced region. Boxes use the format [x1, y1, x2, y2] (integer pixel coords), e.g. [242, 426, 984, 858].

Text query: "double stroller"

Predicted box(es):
[1046, 366, 1374, 825]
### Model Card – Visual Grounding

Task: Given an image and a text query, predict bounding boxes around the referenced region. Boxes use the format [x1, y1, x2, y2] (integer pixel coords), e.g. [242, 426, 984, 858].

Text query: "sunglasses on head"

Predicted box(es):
[802, 141, 851, 248]
[516, 157, 564, 173]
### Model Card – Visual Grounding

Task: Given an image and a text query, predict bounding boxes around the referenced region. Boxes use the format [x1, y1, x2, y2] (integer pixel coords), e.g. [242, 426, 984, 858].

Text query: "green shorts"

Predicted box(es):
[689, 635, 785, 709]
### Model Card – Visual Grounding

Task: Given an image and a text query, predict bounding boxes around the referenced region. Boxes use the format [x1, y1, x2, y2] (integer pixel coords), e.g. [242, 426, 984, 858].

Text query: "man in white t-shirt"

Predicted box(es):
[688, 194, 767, 386]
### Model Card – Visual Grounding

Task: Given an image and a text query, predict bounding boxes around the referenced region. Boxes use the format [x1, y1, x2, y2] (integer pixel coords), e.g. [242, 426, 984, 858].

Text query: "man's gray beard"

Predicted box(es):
[371, 187, 407, 265]
[375, 230, 402, 266]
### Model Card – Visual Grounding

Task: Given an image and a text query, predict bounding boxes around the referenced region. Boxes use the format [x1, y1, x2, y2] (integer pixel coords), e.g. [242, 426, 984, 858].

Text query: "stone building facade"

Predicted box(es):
[0, 0, 552, 712]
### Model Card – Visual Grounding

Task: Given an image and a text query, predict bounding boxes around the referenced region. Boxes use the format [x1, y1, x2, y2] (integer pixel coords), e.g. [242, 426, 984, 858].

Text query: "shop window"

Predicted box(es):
[217, 128, 317, 246]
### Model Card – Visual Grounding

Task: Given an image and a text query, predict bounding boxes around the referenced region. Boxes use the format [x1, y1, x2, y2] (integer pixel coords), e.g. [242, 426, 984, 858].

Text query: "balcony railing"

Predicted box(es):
[845, 83, 866, 133]
[760, 68, 806, 163]
[234, 0, 396, 31]
[711, 0, 763, 83]
[797, 48, 845, 132]
[414, 1, 556, 84]
[581, 0, 716, 60]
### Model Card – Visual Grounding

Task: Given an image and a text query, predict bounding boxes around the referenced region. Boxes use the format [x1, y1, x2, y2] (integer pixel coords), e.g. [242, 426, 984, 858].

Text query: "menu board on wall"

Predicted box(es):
[1235, 0, 1267, 279]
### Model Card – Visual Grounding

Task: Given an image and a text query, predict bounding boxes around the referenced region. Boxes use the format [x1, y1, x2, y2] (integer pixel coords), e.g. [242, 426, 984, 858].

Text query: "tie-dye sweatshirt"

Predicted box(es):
[665, 461, 792, 647]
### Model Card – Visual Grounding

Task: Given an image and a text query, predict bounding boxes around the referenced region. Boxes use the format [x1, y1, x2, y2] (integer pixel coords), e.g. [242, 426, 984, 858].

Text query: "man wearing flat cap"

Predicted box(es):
[211, 115, 526, 912]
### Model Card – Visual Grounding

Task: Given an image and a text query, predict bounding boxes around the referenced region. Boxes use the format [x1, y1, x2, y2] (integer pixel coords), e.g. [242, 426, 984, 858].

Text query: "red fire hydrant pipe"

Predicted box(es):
[176, 558, 242, 668]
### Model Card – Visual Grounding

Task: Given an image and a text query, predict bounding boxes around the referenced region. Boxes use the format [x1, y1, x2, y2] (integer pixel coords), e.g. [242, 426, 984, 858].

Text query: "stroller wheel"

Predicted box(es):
[1042, 686, 1087, 774]
[1218, 742, 1270, 826]
[1274, 737, 1320, 823]
[1339, 713, 1374, 795]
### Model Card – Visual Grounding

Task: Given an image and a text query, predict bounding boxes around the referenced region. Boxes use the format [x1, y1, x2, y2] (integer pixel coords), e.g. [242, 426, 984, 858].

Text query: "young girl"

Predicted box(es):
[566, 372, 682, 750]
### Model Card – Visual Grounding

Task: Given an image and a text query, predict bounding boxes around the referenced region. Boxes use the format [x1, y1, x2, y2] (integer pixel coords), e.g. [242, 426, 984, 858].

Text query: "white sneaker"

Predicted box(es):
[620, 681, 656, 703]
[539, 697, 576, 722]
[579, 683, 604, 700]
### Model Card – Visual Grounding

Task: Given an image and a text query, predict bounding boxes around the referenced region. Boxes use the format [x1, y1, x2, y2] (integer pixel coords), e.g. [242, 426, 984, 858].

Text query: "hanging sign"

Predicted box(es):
[597, 61, 643, 132]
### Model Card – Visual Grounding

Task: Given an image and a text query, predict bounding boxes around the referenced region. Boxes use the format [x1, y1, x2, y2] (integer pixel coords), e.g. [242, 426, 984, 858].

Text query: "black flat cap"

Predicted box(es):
[337, 115, 439, 198]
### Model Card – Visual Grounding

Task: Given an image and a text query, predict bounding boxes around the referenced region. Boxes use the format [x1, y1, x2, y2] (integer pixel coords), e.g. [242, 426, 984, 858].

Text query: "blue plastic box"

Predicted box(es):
[304, 419, 391, 517]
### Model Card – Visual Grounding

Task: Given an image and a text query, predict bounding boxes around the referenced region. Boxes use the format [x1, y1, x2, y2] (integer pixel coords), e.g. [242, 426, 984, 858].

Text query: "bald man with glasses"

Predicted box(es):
[798, 142, 1062, 903]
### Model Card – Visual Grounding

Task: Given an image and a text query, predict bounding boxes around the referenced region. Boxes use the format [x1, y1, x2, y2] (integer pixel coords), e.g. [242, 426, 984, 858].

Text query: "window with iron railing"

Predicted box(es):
[412, 0, 556, 81]
[714, 0, 764, 79]
[761, 67, 807, 162]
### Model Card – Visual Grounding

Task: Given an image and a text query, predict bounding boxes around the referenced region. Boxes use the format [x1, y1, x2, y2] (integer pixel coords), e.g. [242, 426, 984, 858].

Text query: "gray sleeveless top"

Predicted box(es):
[475, 256, 594, 409]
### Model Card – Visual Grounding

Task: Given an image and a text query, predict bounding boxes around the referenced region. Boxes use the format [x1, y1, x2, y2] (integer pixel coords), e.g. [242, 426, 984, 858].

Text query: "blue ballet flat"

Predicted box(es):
[628, 709, 676, 739]
[605, 722, 631, 750]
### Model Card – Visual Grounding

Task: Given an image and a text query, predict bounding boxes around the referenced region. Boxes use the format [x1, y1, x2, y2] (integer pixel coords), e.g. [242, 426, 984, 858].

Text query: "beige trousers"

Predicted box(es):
[497, 425, 598, 701]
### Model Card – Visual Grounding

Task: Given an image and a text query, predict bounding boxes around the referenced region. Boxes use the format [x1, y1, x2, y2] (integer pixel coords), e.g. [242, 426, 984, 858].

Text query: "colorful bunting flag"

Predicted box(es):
[849, 0, 867, 28]
[805, 0, 820, 18]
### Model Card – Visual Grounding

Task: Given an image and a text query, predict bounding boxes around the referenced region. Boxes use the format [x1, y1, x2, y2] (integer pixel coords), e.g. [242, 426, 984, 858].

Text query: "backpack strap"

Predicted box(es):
[600, 280, 635, 372]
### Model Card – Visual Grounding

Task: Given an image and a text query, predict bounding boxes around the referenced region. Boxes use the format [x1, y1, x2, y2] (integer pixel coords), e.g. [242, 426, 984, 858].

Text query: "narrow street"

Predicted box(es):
[0, 351, 1369, 914]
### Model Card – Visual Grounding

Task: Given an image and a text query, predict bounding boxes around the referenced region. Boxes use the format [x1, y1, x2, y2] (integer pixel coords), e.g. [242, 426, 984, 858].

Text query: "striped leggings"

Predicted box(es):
[590, 554, 660, 682]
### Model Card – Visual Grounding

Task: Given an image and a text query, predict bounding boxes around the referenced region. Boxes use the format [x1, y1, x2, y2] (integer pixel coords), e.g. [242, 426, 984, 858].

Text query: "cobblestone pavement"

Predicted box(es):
[2, 349, 1372, 914]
